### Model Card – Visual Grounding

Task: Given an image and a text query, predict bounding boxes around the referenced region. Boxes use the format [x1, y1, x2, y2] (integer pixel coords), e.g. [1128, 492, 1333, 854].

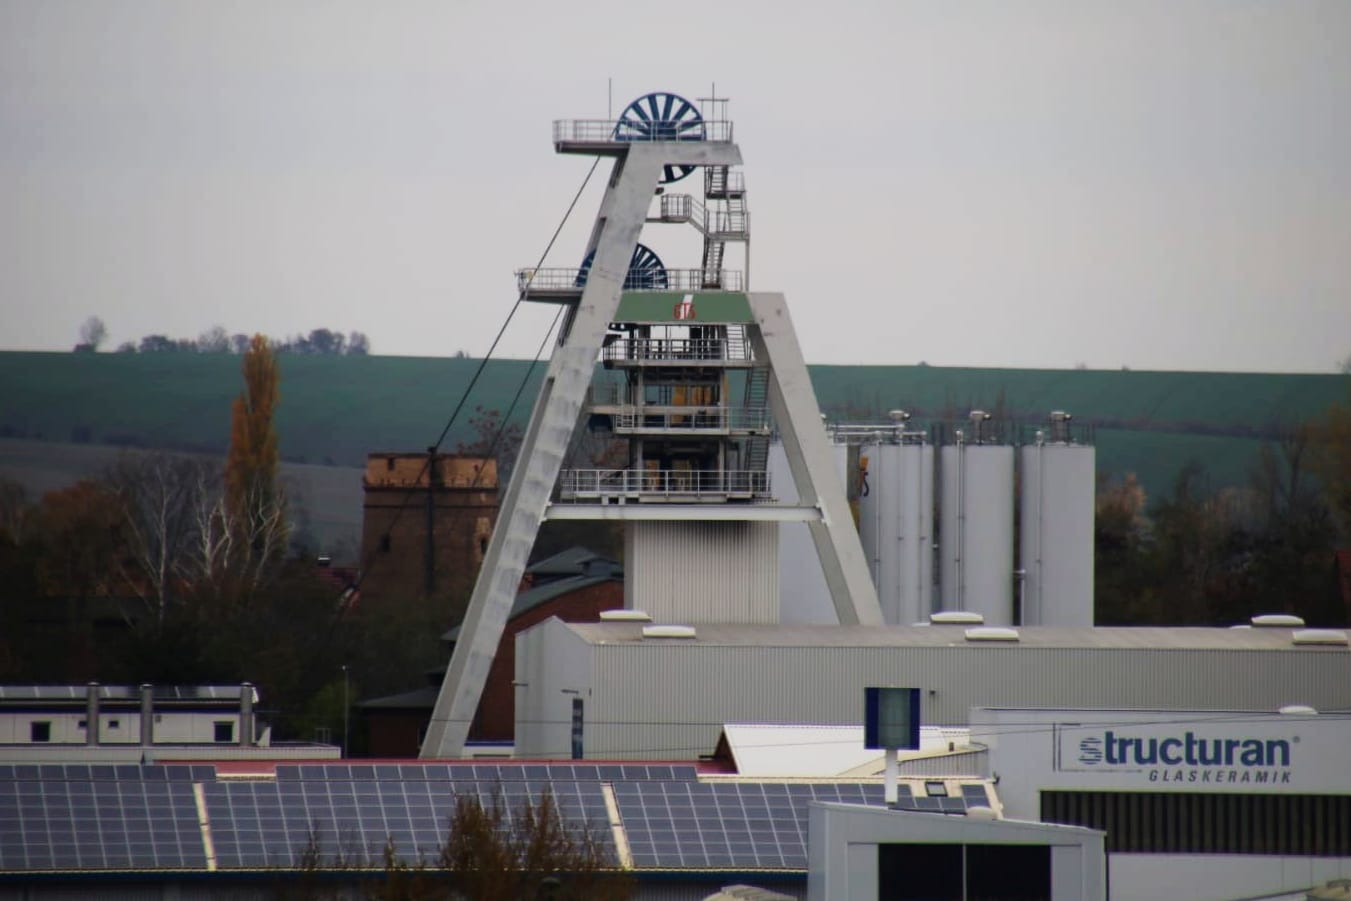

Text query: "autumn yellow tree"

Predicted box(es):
[224, 334, 288, 586]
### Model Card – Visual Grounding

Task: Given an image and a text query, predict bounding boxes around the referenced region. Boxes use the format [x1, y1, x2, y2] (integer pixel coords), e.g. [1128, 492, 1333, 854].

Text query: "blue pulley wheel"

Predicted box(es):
[575, 243, 668, 290]
[613, 92, 704, 184]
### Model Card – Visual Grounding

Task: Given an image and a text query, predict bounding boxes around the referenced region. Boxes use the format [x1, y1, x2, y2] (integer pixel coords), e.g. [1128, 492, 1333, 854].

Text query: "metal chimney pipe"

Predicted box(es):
[139, 684, 154, 747]
[240, 682, 254, 747]
[85, 682, 99, 747]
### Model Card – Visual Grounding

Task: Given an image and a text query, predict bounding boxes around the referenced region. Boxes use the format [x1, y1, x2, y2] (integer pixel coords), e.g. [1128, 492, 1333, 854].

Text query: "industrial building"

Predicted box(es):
[358, 451, 498, 624]
[513, 618, 1351, 761]
[6, 90, 1347, 901]
[0, 684, 338, 765]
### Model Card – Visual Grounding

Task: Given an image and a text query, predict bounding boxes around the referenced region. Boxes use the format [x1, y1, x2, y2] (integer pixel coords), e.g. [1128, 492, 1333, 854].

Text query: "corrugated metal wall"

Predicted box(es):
[626, 521, 780, 623]
[577, 643, 1351, 760]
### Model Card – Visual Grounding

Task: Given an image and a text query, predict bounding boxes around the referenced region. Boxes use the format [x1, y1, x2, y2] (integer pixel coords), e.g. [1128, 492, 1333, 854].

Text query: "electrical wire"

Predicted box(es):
[348, 154, 602, 597]
[301, 157, 604, 697]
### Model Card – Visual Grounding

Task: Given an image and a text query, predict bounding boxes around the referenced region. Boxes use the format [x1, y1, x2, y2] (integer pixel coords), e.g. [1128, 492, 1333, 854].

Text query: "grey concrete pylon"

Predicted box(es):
[420, 141, 741, 758]
[748, 293, 884, 627]
[420, 138, 887, 758]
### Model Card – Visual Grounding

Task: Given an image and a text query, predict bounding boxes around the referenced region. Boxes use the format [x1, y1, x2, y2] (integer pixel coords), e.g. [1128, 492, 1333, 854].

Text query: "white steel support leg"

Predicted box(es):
[421, 142, 739, 758]
[749, 292, 884, 626]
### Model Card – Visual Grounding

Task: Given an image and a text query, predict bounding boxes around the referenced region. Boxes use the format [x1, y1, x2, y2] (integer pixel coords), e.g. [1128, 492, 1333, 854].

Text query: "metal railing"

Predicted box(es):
[601, 337, 750, 364]
[516, 268, 744, 294]
[557, 468, 770, 500]
[707, 209, 749, 238]
[706, 167, 746, 196]
[609, 406, 770, 433]
[553, 119, 734, 144]
[828, 423, 930, 446]
[659, 194, 693, 222]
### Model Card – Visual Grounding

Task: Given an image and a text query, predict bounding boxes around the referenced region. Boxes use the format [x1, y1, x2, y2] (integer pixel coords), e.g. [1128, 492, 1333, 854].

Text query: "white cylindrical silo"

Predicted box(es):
[1019, 437, 1096, 626]
[858, 441, 935, 625]
[939, 441, 1015, 625]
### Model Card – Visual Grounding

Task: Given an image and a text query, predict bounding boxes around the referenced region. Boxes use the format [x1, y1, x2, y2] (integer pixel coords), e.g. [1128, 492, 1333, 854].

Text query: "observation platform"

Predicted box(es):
[589, 405, 771, 437]
[544, 501, 824, 523]
[517, 268, 744, 299]
[600, 336, 757, 368]
[556, 468, 770, 504]
[551, 118, 735, 155]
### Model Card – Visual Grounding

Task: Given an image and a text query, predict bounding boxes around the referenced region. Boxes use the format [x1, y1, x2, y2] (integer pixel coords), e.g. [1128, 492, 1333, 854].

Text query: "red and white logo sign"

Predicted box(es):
[673, 294, 696, 320]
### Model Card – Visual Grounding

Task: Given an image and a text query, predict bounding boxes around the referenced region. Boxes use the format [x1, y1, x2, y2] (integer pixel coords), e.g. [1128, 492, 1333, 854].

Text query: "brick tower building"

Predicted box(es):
[359, 451, 498, 628]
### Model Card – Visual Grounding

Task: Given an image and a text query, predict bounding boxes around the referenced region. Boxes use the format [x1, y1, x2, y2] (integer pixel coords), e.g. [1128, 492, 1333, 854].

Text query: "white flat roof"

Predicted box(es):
[562, 621, 1346, 652]
[720, 723, 973, 778]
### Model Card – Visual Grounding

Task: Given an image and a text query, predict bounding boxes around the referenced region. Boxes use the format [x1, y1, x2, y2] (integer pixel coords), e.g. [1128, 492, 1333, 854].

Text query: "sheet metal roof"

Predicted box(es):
[560, 621, 1347, 651]
[718, 723, 973, 778]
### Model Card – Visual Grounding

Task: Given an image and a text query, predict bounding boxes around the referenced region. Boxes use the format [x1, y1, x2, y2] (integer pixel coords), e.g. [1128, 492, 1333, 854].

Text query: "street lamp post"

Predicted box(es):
[341, 665, 350, 758]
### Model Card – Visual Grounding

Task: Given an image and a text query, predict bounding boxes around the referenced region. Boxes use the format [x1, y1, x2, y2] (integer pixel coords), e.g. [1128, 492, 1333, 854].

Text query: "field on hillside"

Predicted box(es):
[1, 351, 1345, 508]
[0, 438, 363, 555]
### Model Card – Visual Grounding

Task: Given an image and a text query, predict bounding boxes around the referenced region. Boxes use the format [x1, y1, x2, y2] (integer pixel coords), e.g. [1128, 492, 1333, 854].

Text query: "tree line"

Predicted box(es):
[0, 336, 375, 744]
[1095, 394, 1351, 627]
[75, 316, 370, 356]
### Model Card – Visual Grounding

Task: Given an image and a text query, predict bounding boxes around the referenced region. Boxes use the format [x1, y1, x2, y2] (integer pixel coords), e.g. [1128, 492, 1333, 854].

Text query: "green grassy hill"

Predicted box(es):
[0, 351, 1345, 514]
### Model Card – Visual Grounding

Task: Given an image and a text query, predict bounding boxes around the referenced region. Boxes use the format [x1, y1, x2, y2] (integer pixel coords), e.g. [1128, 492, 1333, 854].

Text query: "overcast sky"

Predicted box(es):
[1, 1, 1348, 372]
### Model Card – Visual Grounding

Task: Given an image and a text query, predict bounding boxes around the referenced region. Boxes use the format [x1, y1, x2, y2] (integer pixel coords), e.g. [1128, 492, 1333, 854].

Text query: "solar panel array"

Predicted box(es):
[1, 762, 994, 874]
[612, 780, 985, 870]
[273, 763, 698, 783]
[0, 765, 209, 871]
[205, 774, 616, 869]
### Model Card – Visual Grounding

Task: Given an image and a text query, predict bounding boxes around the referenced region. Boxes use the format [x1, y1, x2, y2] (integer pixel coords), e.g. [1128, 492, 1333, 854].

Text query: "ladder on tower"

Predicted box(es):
[743, 364, 772, 475]
[702, 238, 726, 288]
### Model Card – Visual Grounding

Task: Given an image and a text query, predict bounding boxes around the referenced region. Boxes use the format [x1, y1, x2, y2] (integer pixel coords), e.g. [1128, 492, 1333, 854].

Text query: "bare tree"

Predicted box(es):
[103, 452, 210, 624]
[186, 465, 233, 583]
[0, 477, 29, 544]
[438, 789, 629, 901]
[198, 325, 230, 353]
[77, 316, 107, 352]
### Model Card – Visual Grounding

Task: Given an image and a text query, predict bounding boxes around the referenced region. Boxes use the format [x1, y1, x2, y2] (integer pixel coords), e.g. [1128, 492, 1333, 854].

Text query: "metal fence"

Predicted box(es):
[517, 268, 744, 294]
[557, 468, 771, 500]
[609, 407, 771, 433]
[601, 337, 749, 364]
[552, 119, 735, 144]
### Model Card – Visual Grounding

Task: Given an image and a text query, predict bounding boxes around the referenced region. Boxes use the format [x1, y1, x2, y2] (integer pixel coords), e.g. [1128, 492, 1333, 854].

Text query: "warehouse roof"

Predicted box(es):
[559, 622, 1349, 652]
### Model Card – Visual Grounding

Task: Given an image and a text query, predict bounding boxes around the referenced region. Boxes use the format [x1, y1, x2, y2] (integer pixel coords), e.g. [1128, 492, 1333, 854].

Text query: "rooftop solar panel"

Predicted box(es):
[612, 781, 889, 871]
[1, 759, 994, 877]
[0, 778, 205, 872]
[204, 777, 616, 871]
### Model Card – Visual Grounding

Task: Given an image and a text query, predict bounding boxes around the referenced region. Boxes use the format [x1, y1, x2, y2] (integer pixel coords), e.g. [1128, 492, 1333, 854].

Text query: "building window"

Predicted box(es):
[878, 843, 1050, 901]
[214, 721, 235, 743]
[1042, 790, 1351, 856]
[30, 722, 51, 743]
[380, 534, 391, 553]
[108, 719, 120, 729]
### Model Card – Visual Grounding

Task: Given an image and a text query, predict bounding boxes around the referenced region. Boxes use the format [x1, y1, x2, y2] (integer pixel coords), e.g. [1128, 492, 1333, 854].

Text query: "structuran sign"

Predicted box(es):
[1055, 723, 1298, 786]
